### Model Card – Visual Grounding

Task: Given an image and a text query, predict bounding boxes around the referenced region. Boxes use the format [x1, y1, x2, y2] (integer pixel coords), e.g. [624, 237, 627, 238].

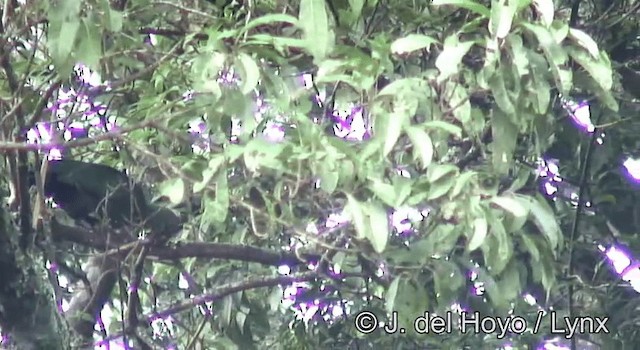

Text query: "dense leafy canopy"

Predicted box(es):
[0, 0, 639, 349]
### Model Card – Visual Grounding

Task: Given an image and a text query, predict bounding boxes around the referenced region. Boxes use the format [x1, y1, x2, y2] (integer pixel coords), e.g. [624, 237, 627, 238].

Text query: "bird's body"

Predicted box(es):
[41, 159, 149, 227]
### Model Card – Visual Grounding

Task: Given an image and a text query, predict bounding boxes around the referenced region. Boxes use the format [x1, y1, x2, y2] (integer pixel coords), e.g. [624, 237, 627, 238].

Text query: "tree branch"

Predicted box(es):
[50, 219, 319, 266]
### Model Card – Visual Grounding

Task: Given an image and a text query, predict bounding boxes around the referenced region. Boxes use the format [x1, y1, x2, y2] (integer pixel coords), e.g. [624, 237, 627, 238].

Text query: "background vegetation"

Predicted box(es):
[1, 0, 639, 349]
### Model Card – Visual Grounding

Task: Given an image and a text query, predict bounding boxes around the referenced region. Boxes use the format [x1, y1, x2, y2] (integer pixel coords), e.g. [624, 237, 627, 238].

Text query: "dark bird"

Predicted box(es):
[36, 159, 149, 228]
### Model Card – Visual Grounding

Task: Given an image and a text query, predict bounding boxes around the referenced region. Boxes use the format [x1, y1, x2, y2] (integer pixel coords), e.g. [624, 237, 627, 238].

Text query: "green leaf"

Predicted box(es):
[390, 34, 437, 54]
[489, 0, 517, 39]
[533, 0, 555, 27]
[377, 111, 407, 157]
[426, 224, 461, 256]
[422, 121, 462, 137]
[57, 19, 81, 60]
[194, 156, 225, 193]
[368, 178, 397, 207]
[568, 47, 613, 91]
[392, 176, 412, 207]
[405, 126, 433, 169]
[49, 0, 81, 21]
[299, 0, 332, 61]
[427, 177, 456, 200]
[104, 2, 123, 32]
[236, 53, 260, 94]
[376, 78, 423, 97]
[468, 216, 488, 251]
[385, 277, 401, 314]
[507, 35, 529, 77]
[483, 207, 512, 274]
[526, 195, 562, 251]
[427, 164, 459, 183]
[158, 178, 186, 205]
[489, 72, 515, 115]
[527, 51, 552, 113]
[77, 20, 102, 71]
[450, 171, 477, 198]
[521, 23, 569, 92]
[348, 0, 365, 15]
[491, 109, 517, 174]
[538, 248, 556, 291]
[214, 171, 229, 222]
[568, 28, 599, 58]
[242, 14, 299, 34]
[496, 263, 522, 303]
[491, 194, 530, 232]
[435, 36, 474, 81]
[243, 138, 285, 171]
[395, 279, 429, 327]
[432, 0, 491, 17]
[434, 260, 465, 305]
[346, 195, 367, 240]
[519, 232, 540, 261]
[318, 165, 339, 194]
[367, 202, 390, 253]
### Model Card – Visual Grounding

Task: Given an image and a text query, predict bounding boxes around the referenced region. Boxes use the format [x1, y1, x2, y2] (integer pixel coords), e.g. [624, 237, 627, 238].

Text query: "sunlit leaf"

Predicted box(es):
[405, 126, 433, 169]
[568, 47, 613, 91]
[158, 178, 186, 205]
[368, 178, 397, 207]
[427, 164, 459, 183]
[299, 0, 332, 61]
[346, 195, 367, 239]
[367, 202, 390, 253]
[568, 28, 599, 59]
[427, 177, 456, 200]
[521, 23, 570, 92]
[57, 19, 80, 63]
[392, 176, 412, 207]
[422, 121, 462, 137]
[491, 194, 530, 232]
[194, 156, 225, 193]
[236, 53, 260, 94]
[435, 36, 474, 81]
[378, 111, 407, 157]
[391, 34, 437, 55]
[450, 171, 477, 198]
[468, 216, 488, 251]
[489, 0, 517, 39]
[318, 163, 340, 194]
[507, 35, 530, 77]
[532, 0, 554, 27]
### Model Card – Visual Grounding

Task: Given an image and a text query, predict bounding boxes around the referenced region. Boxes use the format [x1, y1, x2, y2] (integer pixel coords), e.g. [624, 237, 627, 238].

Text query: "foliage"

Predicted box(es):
[0, 0, 639, 349]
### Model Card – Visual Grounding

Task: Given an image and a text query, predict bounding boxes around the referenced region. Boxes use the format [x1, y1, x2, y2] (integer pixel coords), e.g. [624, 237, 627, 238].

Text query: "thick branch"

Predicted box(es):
[50, 219, 318, 266]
